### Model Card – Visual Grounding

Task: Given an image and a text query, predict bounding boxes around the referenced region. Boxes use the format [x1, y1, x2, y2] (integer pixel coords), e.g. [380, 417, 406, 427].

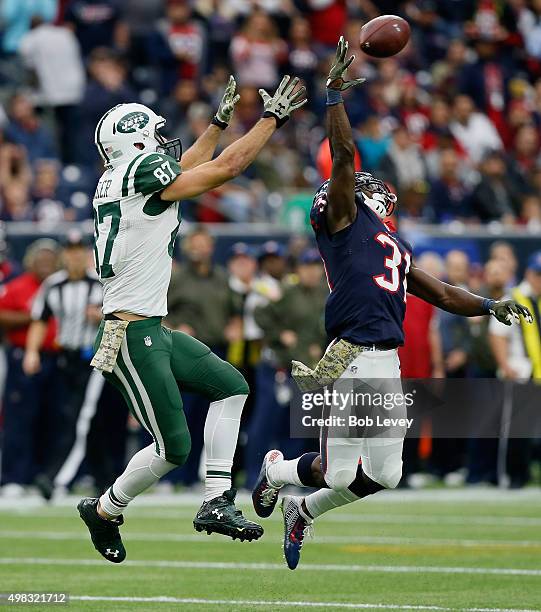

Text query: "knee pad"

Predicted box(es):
[149, 454, 179, 477]
[324, 465, 357, 491]
[162, 430, 191, 466]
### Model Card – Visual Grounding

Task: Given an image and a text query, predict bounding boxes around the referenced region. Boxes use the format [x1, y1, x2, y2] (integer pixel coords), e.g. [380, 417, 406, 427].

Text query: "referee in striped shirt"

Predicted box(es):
[23, 230, 104, 499]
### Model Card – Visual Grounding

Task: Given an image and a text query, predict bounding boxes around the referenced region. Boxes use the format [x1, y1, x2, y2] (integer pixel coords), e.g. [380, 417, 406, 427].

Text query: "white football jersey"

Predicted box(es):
[92, 151, 182, 317]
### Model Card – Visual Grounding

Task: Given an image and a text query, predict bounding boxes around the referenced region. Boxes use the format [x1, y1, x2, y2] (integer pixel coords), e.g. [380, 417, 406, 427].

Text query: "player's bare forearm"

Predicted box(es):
[326, 103, 357, 233]
[161, 118, 276, 201]
[180, 124, 223, 171]
[408, 265, 486, 316]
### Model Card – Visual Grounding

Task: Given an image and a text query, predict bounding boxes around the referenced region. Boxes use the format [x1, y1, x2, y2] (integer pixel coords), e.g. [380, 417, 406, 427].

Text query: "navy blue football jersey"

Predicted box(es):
[310, 196, 412, 347]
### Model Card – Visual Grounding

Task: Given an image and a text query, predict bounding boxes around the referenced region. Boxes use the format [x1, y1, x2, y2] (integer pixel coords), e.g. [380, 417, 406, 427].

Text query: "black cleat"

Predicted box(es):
[193, 488, 264, 542]
[252, 449, 283, 518]
[77, 497, 126, 563]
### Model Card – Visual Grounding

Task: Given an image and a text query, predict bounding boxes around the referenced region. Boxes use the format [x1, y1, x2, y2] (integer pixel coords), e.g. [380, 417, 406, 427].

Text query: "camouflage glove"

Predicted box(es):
[489, 299, 533, 326]
[212, 76, 240, 129]
[326, 36, 366, 91]
[259, 75, 307, 128]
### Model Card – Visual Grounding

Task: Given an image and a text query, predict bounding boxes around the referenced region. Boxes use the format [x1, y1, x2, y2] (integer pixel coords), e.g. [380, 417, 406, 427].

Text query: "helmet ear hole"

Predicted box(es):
[134, 142, 145, 150]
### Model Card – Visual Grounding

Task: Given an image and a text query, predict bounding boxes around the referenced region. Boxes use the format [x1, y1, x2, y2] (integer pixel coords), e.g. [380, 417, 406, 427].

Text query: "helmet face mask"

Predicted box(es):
[155, 122, 182, 161]
[312, 171, 397, 220]
[354, 172, 397, 218]
[95, 104, 182, 168]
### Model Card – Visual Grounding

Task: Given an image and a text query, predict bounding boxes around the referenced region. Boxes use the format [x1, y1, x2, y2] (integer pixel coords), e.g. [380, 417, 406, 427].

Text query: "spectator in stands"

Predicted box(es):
[31, 160, 69, 223]
[426, 147, 472, 222]
[471, 151, 518, 223]
[246, 248, 327, 488]
[63, 0, 128, 57]
[4, 94, 57, 164]
[0, 239, 59, 497]
[406, 0, 450, 65]
[356, 115, 391, 173]
[489, 240, 519, 286]
[286, 17, 318, 100]
[399, 250, 445, 482]
[19, 17, 85, 163]
[431, 38, 468, 97]
[518, 0, 541, 60]
[0, 144, 32, 221]
[378, 125, 426, 193]
[520, 193, 541, 229]
[458, 34, 511, 142]
[508, 124, 541, 196]
[466, 257, 511, 486]
[0, 0, 57, 55]
[450, 95, 503, 164]
[231, 10, 287, 88]
[148, 0, 206, 95]
[302, 0, 347, 51]
[441, 250, 473, 378]
[489, 251, 541, 487]
[121, 0, 166, 68]
[77, 48, 136, 167]
[430, 249, 473, 480]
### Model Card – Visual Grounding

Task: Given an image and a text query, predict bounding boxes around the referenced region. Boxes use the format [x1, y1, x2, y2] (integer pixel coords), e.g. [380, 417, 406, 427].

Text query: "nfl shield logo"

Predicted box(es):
[144, 336, 152, 347]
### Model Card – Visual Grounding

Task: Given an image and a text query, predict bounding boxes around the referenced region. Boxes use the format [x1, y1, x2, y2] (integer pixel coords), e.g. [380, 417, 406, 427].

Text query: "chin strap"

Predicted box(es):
[363, 192, 387, 220]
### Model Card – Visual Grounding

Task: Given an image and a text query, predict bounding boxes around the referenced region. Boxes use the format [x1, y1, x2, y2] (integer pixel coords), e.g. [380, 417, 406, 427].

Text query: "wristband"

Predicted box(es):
[262, 110, 288, 128]
[326, 89, 343, 106]
[482, 298, 496, 314]
[211, 115, 228, 130]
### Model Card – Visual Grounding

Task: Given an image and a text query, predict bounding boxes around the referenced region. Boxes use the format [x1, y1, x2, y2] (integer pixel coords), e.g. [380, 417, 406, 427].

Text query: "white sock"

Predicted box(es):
[267, 458, 303, 488]
[304, 487, 360, 520]
[99, 444, 177, 517]
[204, 394, 246, 502]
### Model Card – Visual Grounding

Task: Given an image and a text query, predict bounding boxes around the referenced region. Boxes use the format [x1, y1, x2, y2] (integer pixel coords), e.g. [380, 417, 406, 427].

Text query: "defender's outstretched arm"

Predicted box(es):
[180, 76, 240, 171]
[408, 264, 533, 325]
[161, 75, 306, 201]
[325, 37, 365, 234]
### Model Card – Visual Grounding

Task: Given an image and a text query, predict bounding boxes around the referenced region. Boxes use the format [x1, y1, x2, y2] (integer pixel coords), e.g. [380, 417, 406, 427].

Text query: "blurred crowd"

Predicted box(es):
[1, 1, 541, 226]
[0, 227, 540, 499]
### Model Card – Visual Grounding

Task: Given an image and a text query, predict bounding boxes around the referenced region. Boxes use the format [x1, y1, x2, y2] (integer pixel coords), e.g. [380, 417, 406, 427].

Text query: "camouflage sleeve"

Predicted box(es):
[132, 153, 181, 196]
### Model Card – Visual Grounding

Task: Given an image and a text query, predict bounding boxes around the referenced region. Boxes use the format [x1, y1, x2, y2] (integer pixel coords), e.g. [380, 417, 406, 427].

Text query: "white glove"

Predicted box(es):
[213, 75, 240, 129]
[259, 75, 307, 128]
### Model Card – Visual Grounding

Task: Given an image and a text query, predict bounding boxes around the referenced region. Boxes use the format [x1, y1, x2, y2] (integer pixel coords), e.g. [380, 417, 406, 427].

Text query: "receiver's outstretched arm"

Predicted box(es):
[325, 37, 365, 234]
[161, 75, 307, 201]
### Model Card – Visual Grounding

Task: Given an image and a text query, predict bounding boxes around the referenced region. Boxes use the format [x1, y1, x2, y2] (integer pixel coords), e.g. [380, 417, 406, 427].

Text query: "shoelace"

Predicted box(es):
[285, 501, 313, 546]
[260, 486, 278, 507]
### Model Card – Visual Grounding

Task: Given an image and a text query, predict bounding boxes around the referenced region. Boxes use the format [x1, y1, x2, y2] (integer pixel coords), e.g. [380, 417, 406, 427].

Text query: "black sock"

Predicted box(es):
[296, 452, 320, 487]
[348, 463, 385, 498]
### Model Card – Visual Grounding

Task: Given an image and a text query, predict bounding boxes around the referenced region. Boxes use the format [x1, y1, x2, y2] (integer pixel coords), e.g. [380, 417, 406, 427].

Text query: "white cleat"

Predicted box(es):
[251, 449, 284, 518]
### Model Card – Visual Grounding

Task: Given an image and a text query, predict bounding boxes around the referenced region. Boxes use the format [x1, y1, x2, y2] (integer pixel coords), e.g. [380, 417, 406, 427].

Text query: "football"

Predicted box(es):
[360, 15, 411, 58]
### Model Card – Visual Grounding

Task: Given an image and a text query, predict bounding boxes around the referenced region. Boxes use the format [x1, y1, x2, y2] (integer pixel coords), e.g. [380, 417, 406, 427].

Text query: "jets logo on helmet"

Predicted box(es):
[95, 103, 182, 168]
[117, 111, 150, 134]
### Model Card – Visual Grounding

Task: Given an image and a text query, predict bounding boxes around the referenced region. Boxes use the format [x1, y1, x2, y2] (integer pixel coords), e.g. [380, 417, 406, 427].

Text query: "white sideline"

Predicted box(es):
[1, 529, 541, 549]
[69, 596, 540, 612]
[1, 557, 540, 577]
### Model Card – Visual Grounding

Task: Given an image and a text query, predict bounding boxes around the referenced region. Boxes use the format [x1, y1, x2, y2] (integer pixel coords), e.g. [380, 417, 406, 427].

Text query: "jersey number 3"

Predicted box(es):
[94, 201, 121, 279]
[372, 232, 411, 302]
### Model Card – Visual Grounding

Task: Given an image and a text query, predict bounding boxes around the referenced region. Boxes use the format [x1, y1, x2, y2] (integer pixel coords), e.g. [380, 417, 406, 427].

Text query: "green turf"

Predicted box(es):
[0, 493, 540, 611]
